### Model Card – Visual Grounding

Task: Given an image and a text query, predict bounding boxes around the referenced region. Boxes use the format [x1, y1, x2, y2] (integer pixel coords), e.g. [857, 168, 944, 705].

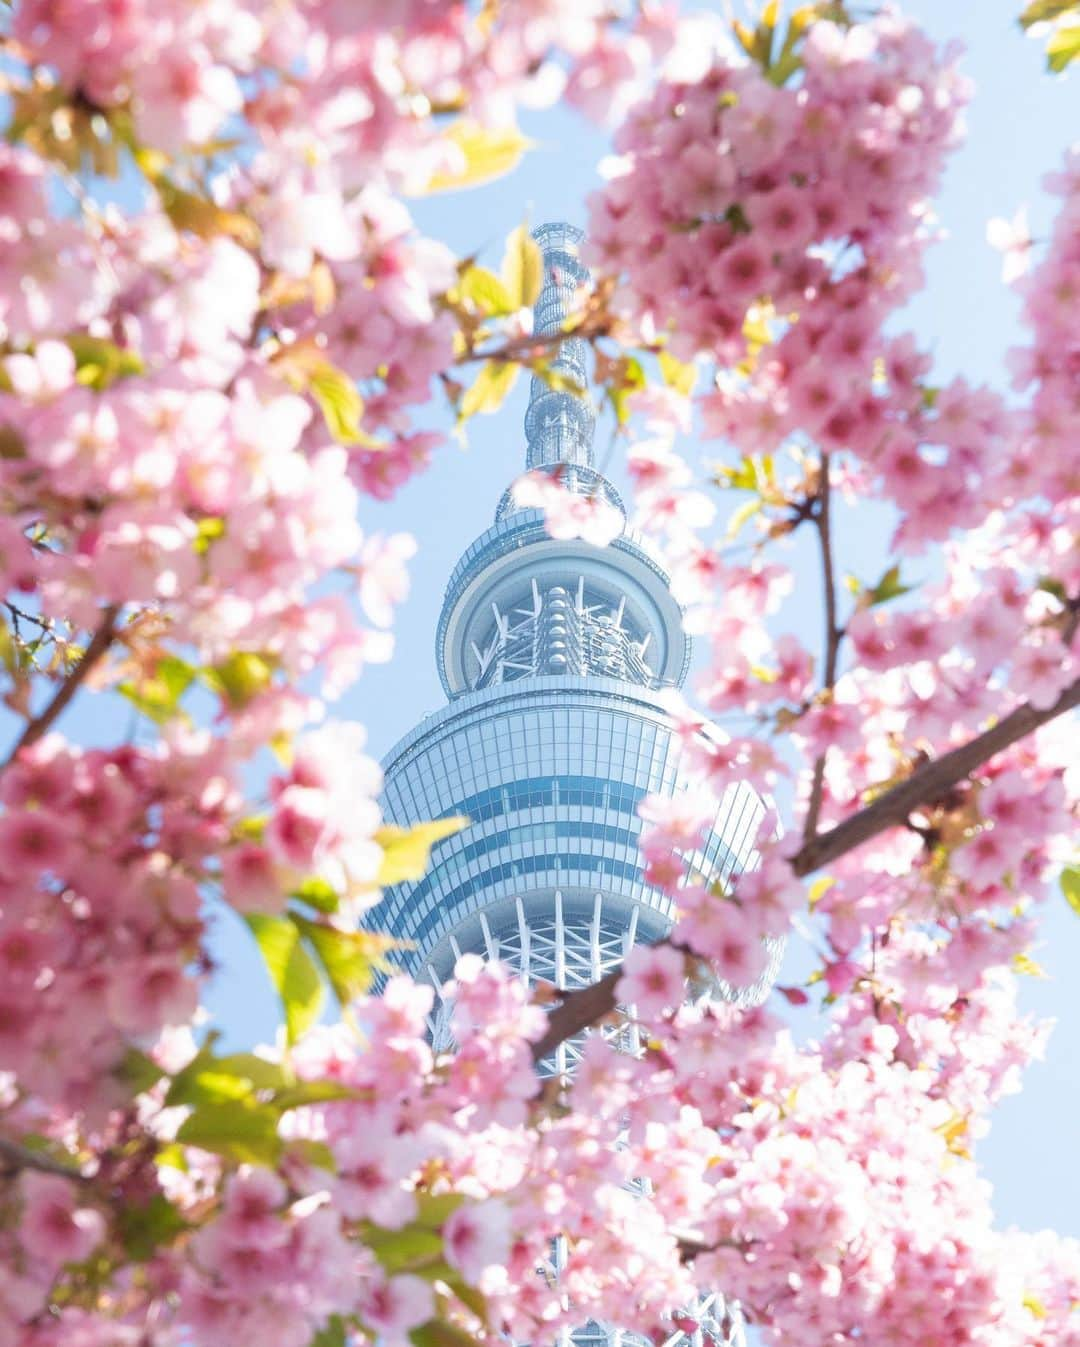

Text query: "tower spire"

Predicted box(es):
[523, 223, 596, 473]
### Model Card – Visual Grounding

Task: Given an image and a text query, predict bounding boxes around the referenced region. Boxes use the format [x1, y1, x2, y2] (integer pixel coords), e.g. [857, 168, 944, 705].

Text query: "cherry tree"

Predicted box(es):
[0, 3, 1076, 1347]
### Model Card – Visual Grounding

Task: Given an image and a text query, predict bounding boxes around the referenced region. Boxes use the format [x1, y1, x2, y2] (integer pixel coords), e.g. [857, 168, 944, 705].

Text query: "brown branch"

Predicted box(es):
[532, 673, 1080, 1063]
[0, 1135, 89, 1182]
[4, 605, 119, 766]
[803, 460, 841, 844]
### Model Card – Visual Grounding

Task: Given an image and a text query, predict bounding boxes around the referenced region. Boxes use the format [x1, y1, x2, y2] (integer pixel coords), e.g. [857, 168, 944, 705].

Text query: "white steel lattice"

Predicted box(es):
[471, 578, 656, 691]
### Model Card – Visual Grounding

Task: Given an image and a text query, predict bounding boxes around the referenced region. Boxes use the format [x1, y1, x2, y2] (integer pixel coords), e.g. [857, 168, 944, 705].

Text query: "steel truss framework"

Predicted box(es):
[471, 577, 656, 691]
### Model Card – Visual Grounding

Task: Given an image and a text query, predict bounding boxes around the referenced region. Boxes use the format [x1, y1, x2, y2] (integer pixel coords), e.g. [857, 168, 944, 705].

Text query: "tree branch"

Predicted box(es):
[803, 459, 841, 844]
[532, 673, 1080, 1063]
[0, 1135, 89, 1182]
[4, 605, 119, 767]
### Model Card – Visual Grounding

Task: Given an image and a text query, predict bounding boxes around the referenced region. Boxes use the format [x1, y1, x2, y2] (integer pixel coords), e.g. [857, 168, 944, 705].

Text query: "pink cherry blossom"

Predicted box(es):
[617, 945, 687, 1021]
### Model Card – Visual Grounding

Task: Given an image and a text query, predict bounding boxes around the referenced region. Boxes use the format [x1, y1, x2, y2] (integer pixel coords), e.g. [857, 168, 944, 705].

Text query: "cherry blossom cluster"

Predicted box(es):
[0, 731, 235, 1116]
[0, 719, 384, 1117]
[587, 14, 968, 362]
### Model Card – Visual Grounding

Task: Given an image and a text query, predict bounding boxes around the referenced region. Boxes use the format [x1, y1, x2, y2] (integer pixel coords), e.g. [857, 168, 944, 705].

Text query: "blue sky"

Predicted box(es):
[10, 0, 1076, 1247]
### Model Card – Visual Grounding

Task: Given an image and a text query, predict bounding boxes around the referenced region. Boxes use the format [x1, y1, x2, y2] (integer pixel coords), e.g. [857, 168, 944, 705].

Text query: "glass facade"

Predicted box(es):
[375, 224, 782, 1347]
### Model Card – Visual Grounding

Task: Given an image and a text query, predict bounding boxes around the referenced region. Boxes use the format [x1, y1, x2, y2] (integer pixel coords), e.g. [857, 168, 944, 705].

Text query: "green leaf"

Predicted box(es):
[291, 916, 397, 1003]
[287, 1137, 337, 1172]
[459, 361, 519, 420]
[376, 817, 469, 886]
[118, 655, 196, 725]
[1036, 576, 1068, 604]
[66, 334, 144, 390]
[444, 1276, 489, 1326]
[247, 913, 326, 1044]
[410, 1319, 479, 1347]
[165, 1047, 288, 1109]
[118, 1193, 187, 1261]
[271, 1079, 363, 1111]
[291, 875, 340, 915]
[1061, 865, 1080, 916]
[501, 224, 544, 309]
[1047, 23, 1080, 69]
[422, 121, 532, 193]
[176, 1099, 282, 1166]
[365, 1224, 445, 1275]
[867, 564, 914, 607]
[310, 1315, 348, 1347]
[309, 362, 366, 443]
[204, 650, 275, 710]
[458, 265, 515, 317]
[114, 1048, 164, 1097]
[414, 1191, 466, 1227]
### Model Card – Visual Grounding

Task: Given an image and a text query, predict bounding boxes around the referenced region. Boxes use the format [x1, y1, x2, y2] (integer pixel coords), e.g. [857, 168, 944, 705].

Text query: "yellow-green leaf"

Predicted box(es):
[867, 563, 914, 608]
[529, 360, 584, 395]
[808, 876, 834, 908]
[176, 1099, 282, 1166]
[422, 121, 532, 194]
[118, 1193, 187, 1261]
[310, 1315, 347, 1347]
[726, 496, 763, 540]
[1047, 23, 1080, 69]
[247, 913, 326, 1044]
[658, 349, 698, 397]
[118, 655, 196, 725]
[291, 875, 340, 914]
[1012, 952, 1048, 979]
[204, 650, 275, 710]
[291, 916, 397, 1003]
[1020, 0, 1078, 29]
[376, 817, 469, 886]
[114, 1048, 164, 1096]
[165, 1048, 288, 1109]
[1023, 1292, 1048, 1319]
[193, 516, 225, 554]
[459, 361, 519, 420]
[458, 265, 515, 317]
[152, 176, 260, 248]
[501, 225, 543, 309]
[410, 1320, 479, 1347]
[309, 363, 365, 444]
[66, 334, 144, 390]
[365, 1224, 444, 1275]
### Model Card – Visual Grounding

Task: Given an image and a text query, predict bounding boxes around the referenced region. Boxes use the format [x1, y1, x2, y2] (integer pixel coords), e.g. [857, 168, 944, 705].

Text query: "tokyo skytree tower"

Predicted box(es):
[377, 223, 783, 1347]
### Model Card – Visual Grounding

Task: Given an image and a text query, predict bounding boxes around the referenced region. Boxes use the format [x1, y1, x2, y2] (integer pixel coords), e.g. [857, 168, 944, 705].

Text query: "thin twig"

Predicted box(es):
[803, 458, 841, 844]
[531, 673, 1080, 1062]
[4, 605, 119, 765]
